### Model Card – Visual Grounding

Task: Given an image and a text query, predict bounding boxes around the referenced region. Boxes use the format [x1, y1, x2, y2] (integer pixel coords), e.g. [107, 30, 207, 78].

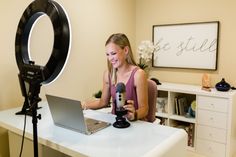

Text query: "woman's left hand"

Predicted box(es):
[123, 100, 136, 120]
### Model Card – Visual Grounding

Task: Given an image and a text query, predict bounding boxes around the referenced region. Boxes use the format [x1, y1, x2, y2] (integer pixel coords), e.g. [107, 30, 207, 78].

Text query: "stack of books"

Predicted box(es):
[174, 97, 189, 116]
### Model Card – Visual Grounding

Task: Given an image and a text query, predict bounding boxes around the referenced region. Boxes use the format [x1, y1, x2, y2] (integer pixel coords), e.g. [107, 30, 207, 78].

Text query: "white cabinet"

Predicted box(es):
[196, 139, 226, 157]
[156, 82, 236, 157]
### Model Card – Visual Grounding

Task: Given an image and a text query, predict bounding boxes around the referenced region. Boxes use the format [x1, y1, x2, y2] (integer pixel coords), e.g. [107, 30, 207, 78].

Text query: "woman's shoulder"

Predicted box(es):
[133, 66, 145, 75]
[133, 66, 147, 80]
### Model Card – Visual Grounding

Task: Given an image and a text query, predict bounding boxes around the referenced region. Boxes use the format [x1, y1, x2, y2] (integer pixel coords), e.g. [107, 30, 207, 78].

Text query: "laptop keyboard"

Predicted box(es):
[85, 118, 109, 132]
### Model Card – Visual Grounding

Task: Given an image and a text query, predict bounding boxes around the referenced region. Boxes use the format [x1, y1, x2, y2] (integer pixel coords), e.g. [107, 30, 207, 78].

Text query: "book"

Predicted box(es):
[178, 97, 189, 116]
[174, 97, 179, 115]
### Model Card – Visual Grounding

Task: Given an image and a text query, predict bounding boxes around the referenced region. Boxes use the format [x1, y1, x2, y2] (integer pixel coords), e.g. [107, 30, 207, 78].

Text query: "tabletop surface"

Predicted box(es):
[0, 101, 186, 157]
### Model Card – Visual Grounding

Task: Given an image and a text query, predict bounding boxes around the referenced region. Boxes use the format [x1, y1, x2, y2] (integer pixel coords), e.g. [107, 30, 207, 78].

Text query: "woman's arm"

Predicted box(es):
[134, 69, 149, 119]
[123, 68, 148, 120]
[82, 70, 111, 109]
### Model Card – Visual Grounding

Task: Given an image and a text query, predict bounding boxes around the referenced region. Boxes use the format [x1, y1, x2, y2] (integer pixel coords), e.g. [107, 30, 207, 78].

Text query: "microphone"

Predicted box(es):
[116, 82, 126, 109]
[113, 82, 130, 128]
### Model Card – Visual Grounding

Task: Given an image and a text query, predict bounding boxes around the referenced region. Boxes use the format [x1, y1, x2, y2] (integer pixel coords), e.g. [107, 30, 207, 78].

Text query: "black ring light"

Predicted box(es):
[15, 1, 71, 157]
[15, 0, 71, 84]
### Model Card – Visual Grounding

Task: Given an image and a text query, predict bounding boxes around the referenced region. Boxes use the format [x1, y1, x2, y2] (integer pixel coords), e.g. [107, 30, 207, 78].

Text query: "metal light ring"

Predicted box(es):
[15, 0, 70, 84]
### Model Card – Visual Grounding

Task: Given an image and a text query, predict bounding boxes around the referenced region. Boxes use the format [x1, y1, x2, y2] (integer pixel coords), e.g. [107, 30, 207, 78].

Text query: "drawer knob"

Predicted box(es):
[208, 146, 213, 152]
[211, 104, 215, 108]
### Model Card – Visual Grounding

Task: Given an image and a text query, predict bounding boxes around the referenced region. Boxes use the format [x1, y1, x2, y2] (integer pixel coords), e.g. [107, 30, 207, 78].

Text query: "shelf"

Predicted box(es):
[155, 82, 236, 156]
[157, 82, 235, 98]
[187, 146, 195, 151]
[156, 112, 168, 118]
[169, 114, 196, 123]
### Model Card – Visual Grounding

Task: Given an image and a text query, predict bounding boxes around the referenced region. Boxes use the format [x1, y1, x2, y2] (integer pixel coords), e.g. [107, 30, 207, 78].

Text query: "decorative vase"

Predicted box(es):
[215, 78, 231, 91]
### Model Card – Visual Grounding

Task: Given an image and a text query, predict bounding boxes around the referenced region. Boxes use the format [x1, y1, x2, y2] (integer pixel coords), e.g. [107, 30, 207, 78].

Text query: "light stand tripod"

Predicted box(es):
[28, 83, 42, 157]
[27, 82, 42, 157]
[15, 0, 71, 157]
[18, 63, 45, 157]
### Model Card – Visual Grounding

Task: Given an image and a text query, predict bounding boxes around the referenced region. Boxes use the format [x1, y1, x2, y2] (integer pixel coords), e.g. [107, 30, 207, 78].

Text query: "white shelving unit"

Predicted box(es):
[156, 82, 236, 157]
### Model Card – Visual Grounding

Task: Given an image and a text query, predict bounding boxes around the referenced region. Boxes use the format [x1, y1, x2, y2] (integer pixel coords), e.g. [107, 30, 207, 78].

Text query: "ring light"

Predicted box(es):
[15, 0, 71, 84]
[15, 1, 71, 157]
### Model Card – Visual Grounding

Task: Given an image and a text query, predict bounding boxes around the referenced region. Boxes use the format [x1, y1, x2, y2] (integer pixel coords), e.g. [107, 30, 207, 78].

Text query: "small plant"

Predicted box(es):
[93, 90, 102, 98]
[137, 62, 149, 70]
[137, 40, 157, 71]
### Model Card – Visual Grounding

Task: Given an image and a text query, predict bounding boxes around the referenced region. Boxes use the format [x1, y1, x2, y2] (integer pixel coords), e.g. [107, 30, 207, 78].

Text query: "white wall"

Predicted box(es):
[136, 0, 236, 87]
[0, 0, 135, 156]
[0, 0, 136, 108]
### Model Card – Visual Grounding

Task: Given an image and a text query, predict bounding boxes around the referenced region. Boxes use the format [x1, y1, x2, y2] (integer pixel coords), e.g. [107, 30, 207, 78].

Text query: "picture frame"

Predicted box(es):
[152, 21, 219, 70]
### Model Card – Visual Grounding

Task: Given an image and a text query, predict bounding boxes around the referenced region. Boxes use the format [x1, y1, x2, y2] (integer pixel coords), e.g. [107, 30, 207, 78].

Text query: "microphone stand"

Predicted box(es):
[113, 100, 130, 128]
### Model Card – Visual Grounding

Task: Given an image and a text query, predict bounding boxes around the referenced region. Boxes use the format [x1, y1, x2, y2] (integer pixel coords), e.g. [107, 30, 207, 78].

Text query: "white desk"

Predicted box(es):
[0, 102, 187, 157]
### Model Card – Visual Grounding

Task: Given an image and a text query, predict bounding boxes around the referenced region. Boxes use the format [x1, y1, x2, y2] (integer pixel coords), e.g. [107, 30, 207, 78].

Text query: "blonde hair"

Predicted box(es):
[105, 33, 137, 84]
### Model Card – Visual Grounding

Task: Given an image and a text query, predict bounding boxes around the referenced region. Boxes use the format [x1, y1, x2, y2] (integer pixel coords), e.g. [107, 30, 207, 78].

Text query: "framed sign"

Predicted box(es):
[152, 21, 219, 70]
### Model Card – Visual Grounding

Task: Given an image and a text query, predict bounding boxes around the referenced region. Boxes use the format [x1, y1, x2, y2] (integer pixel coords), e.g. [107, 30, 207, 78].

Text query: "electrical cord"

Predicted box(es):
[19, 112, 27, 157]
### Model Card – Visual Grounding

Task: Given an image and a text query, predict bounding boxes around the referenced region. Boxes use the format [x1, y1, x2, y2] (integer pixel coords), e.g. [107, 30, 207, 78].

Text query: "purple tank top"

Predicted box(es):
[110, 67, 139, 113]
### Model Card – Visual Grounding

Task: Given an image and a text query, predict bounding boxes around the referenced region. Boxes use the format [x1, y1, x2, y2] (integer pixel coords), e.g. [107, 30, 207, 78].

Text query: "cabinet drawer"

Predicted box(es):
[198, 109, 227, 129]
[196, 139, 226, 157]
[197, 125, 226, 143]
[197, 96, 228, 113]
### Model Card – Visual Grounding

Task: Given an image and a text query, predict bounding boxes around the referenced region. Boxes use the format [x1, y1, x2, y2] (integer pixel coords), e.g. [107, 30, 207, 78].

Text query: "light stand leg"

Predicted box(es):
[28, 84, 41, 157]
[32, 105, 39, 157]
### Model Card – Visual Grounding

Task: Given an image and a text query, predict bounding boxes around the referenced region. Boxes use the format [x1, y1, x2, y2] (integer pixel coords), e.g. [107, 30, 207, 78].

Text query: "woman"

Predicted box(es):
[82, 33, 148, 121]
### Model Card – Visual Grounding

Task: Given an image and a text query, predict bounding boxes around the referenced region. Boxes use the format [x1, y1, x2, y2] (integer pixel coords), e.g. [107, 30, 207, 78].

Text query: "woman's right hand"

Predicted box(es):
[123, 100, 136, 121]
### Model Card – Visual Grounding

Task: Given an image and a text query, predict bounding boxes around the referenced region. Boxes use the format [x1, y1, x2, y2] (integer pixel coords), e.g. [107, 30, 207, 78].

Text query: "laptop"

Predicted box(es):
[46, 94, 110, 135]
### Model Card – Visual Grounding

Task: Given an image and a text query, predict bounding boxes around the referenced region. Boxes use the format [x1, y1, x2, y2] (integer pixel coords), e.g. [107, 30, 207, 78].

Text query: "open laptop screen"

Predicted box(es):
[46, 94, 110, 135]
